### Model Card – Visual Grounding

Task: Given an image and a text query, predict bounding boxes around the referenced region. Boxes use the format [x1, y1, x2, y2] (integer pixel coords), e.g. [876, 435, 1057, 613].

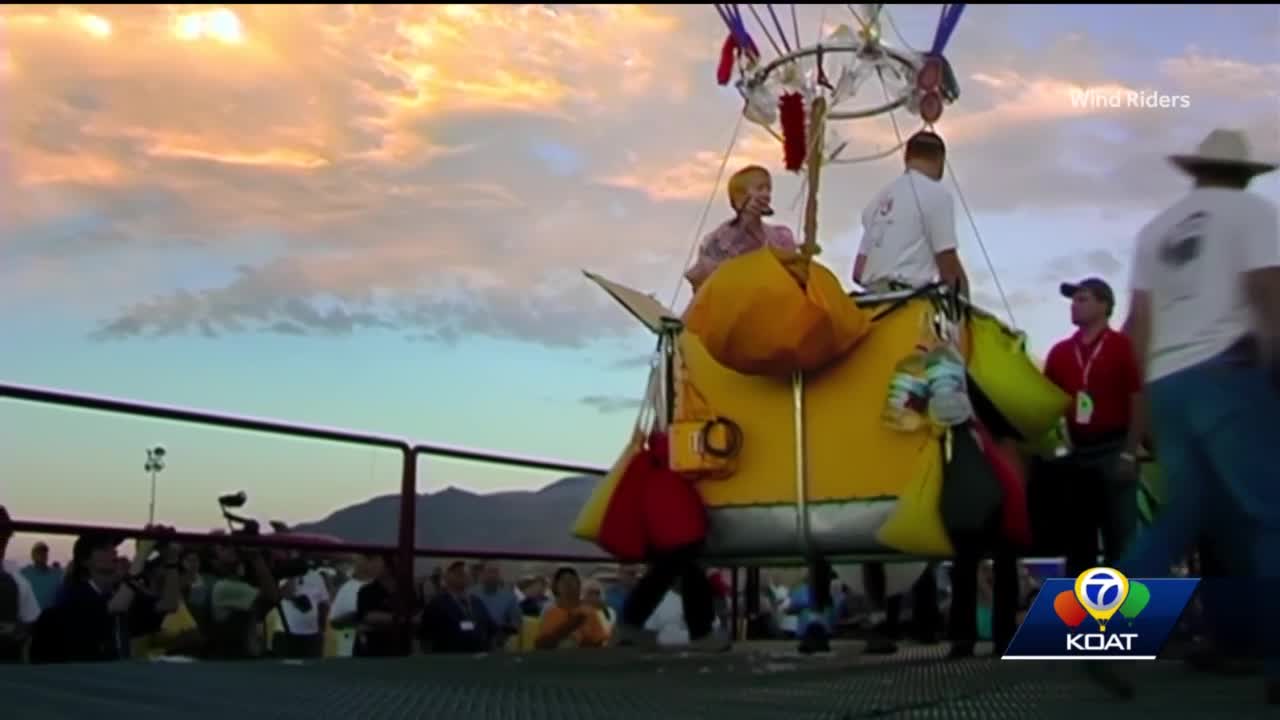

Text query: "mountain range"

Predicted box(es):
[293, 474, 610, 567]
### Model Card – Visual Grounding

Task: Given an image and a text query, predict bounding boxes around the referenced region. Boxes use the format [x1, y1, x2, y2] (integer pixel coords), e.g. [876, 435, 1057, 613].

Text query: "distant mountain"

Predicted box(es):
[293, 475, 609, 563]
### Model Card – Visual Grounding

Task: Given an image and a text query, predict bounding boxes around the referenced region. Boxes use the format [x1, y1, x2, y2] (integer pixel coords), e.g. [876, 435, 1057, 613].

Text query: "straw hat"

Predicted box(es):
[1169, 129, 1277, 177]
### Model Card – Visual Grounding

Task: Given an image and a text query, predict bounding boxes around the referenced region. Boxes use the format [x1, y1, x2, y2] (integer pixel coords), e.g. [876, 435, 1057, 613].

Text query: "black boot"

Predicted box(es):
[798, 622, 831, 655]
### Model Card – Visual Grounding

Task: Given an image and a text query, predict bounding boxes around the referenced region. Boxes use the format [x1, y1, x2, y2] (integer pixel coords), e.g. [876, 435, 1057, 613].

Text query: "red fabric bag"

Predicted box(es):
[595, 433, 652, 563]
[973, 422, 1032, 548]
[596, 433, 710, 561]
[640, 433, 710, 552]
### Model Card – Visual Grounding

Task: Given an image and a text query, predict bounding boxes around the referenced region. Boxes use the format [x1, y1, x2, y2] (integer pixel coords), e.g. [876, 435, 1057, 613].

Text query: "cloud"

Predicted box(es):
[1160, 49, 1280, 101]
[3, 4, 1275, 350]
[580, 394, 642, 414]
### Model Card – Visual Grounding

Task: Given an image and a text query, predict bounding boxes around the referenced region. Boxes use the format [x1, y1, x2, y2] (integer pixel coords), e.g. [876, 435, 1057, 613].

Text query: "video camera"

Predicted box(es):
[215, 491, 313, 581]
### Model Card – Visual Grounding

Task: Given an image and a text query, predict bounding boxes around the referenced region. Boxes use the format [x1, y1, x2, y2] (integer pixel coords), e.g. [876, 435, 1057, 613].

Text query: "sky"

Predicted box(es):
[2, 4, 1278, 562]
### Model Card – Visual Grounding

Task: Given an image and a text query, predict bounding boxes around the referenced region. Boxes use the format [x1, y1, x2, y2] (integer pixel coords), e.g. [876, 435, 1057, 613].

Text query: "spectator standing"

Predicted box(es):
[274, 561, 331, 659]
[474, 562, 522, 649]
[1, 508, 41, 662]
[19, 542, 62, 613]
[354, 554, 411, 658]
[420, 560, 495, 654]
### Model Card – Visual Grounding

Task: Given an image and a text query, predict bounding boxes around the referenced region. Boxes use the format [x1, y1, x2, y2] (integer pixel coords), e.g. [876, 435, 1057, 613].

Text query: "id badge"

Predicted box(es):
[1075, 391, 1094, 425]
[459, 620, 475, 632]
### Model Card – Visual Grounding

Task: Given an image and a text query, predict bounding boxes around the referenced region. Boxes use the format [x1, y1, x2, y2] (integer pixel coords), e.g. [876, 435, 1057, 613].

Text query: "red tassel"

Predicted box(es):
[716, 34, 737, 86]
[779, 93, 807, 171]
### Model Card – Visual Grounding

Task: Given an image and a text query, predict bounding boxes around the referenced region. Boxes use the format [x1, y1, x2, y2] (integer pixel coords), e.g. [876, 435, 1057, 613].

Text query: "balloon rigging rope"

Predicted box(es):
[670, 111, 746, 309]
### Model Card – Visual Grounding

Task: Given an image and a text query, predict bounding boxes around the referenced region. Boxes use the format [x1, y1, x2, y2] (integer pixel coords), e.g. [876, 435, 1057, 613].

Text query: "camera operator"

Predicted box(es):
[34, 526, 179, 663]
[131, 544, 204, 658]
[206, 535, 279, 660]
[124, 537, 187, 656]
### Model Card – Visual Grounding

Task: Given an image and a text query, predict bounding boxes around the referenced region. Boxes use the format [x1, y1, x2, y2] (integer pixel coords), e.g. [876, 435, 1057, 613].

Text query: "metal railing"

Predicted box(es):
[0, 381, 614, 617]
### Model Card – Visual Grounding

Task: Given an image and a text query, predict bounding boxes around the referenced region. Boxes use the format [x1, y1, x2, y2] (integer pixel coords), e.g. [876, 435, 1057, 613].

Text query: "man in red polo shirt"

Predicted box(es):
[1043, 277, 1145, 578]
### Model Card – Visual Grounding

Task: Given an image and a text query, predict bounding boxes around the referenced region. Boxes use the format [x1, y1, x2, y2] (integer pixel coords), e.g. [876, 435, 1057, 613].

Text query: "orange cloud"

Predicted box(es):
[2, 4, 1274, 347]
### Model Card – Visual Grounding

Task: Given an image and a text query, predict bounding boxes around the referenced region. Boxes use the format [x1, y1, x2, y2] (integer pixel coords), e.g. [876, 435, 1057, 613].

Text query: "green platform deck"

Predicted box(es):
[3, 642, 1266, 720]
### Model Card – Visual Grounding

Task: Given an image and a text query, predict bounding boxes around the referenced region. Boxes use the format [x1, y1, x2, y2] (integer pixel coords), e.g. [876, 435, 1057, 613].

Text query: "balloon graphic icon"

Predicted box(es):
[1118, 581, 1151, 620]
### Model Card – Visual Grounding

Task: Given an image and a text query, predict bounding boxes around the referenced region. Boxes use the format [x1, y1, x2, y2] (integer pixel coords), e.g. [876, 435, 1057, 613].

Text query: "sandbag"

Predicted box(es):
[683, 247, 872, 376]
[876, 433, 953, 557]
[940, 424, 1003, 536]
[966, 311, 1070, 441]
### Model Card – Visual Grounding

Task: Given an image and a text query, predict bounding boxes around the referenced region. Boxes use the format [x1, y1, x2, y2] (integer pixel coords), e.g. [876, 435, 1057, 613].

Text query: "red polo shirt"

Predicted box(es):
[1043, 328, 1141, 443]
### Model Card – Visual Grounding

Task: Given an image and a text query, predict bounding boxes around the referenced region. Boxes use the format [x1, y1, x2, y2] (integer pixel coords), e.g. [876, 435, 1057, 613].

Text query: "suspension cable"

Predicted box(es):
[669, 112, 746, 309]
[945, 156, 1016, 325]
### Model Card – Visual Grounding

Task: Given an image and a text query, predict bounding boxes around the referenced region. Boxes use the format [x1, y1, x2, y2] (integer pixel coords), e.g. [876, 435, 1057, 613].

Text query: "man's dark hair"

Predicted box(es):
[905, 131, 946, 162]
[553, 566, 579, 585]
[1191, 164, 1254, 190]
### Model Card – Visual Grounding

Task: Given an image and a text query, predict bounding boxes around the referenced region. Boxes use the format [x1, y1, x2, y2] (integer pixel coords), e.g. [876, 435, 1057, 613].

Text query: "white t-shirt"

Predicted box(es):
[857, 169, 958, 287]
[2, 560, 41, 624]
[279, 569, 331, 636]
[328, 578, 368, 657]
[1129, 187, 1279, 381]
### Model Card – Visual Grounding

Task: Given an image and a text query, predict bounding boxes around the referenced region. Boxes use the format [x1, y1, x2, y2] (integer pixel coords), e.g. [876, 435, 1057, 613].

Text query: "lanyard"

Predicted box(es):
[1074, 333, 1107, 387]
[449, 593, 474, 621]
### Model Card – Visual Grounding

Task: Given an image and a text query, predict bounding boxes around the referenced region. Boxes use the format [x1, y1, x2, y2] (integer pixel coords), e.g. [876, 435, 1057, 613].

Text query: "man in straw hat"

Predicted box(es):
[1085, 129, 1279, 704]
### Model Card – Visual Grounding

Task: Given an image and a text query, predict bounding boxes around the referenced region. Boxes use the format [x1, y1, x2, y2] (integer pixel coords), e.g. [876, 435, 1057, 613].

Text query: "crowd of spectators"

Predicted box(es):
[1, 506, 735, 662]
[0, 504, 1062, 667]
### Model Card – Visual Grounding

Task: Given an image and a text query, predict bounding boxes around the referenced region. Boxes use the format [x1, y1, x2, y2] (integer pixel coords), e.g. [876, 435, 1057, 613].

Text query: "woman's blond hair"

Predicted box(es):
[727, 165, 771, 212]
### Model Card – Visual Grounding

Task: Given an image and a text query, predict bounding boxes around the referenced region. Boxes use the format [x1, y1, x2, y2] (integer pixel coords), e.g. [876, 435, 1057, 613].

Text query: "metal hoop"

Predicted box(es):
[737, 42, 922, 121]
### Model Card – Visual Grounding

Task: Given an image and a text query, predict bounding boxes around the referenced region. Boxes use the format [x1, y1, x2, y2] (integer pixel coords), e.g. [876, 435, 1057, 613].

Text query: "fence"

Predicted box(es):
[0, 381, 621, 621]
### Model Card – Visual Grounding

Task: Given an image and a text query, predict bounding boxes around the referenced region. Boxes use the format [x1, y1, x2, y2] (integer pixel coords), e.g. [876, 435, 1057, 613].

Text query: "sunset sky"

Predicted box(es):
[2, 4, 1278, 560]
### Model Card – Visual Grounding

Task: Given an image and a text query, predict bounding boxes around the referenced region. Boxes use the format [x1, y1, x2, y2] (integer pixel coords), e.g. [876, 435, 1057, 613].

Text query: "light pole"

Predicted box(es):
[145, 445, 167, 525]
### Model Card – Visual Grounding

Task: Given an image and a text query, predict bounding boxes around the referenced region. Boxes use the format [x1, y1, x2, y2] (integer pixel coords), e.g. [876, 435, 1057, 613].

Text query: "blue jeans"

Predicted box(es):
[1116, 348, 1280, 676]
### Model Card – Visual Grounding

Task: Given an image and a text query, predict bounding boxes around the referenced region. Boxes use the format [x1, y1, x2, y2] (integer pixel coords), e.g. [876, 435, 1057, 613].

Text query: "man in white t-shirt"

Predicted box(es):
[852, 130, 968, 293]
[275, 566, 331, 659]
[1086, 129, 1280, 704]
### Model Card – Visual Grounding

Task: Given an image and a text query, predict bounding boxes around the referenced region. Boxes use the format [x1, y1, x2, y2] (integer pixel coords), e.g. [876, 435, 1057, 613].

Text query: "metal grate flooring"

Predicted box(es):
[2, 642, 1267, 720]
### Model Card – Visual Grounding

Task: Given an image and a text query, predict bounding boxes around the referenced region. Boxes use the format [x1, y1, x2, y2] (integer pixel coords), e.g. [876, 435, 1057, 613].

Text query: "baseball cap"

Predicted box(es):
[1059, 277, 1115, 308]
